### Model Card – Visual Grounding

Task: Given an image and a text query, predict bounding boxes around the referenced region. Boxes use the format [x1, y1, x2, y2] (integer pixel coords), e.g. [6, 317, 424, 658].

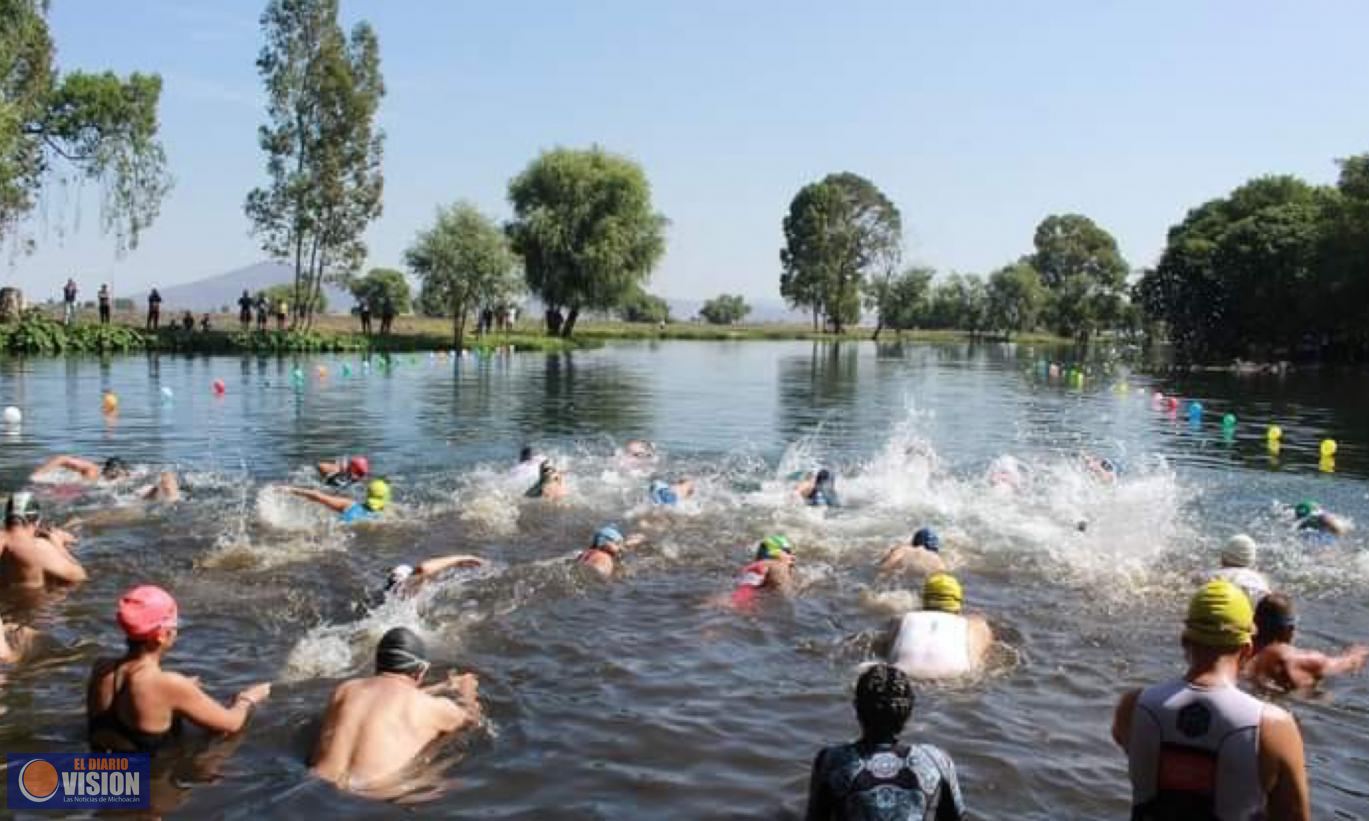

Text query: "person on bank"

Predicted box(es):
[1201, 533, 1270, 605]
[880, 574, 993, 680]
[0, 493, 86, 588]
[878, 527, 947, 578]
[87, 585, 271, 753]
[288, 479, 390, 524]
[1112, 580, 1310, 821]
[806, 663, 965, 821]
[311, 626, 483, 792]
[1245, 592, 1368, 692]
[797, 469, 840, 507]
[316, 455, 370, 488]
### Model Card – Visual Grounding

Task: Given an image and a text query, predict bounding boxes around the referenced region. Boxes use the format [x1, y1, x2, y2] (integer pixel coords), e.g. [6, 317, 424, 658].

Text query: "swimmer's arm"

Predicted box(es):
[429, 677, 481, 733]
[1288, 645, 1368, 684]
[39, 547, 86, 584]
[803, 748, 835, 821]
[1260, 705, 1310, 821]
[31, 455, 100, 480]
[1111, 689, 1141, 748]
[163, 674, 259, 735]
[967, 616, 994, 666]
[415, 555, 487, 577]
[286, 487, 352, 513]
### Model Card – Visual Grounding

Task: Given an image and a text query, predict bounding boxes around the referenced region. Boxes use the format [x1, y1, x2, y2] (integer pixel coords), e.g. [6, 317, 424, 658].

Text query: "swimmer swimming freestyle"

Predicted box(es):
[287, 479, 391, 524]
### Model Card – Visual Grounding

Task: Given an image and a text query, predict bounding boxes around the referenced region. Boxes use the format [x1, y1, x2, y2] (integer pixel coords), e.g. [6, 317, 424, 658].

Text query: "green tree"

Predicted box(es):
[406, 201, 519, 348]
[619, 286, 670, 323]
[925, 273, 987, 333]
[866, 266, 932, 339]
[259, 282, 326, 315]
[245, 0, 385, 329]
[1028, 214, 1128, 342]
[698, 294, 750, 325]
[780, 172, 901, 333]
[985, 262, 1045, 339]
[349, 267, 410, 313]
[0, 0, 171, 251]
[506, 146, 667, 337]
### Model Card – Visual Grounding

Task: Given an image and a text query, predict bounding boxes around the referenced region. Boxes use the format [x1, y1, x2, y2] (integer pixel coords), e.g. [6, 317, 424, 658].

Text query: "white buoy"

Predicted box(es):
[2, 406, 21, 425]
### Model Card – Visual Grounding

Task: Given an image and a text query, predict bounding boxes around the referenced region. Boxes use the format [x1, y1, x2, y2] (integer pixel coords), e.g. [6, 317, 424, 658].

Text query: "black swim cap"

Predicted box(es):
[519, 445, 534, 462]
[102, 457, 128, 478]
[375, 626, 428, 675]
[854, 664, 915, 739]
[816, 468, 832, 484]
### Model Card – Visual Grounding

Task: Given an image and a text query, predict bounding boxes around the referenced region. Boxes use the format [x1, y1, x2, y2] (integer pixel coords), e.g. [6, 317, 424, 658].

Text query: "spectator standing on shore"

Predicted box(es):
[276, 299, 288, 331]
[200, 314, 212, 333]
[255, 294, 268, 331]
[180, 311, 194, 332]
[380, 296, 395, 335]
[237, 289, 254, 331]
[358, 299, 372, 335]
[146, 288, 162, 330]
[98, 284, 111, 325]
[62, 278, 78, 325]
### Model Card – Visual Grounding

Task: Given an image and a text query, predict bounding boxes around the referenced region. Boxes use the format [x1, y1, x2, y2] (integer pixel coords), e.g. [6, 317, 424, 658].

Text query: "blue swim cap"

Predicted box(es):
[912, 527, 940, 552]
[593, 526, 624, 547]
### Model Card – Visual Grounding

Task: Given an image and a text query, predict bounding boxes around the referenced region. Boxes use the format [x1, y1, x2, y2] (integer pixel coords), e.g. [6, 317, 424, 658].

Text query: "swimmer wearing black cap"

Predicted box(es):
[311, 627, 483, 792]
[796, 469, 840, 508]
[29, 454, 179, 500]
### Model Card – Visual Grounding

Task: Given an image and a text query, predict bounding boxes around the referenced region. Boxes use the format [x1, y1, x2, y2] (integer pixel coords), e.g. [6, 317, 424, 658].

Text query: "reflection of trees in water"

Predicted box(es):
[778, 341, 860, 436]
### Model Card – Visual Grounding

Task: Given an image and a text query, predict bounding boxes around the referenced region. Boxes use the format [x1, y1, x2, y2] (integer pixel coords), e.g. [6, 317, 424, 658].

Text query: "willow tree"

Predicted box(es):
[780, 172, 901, 333]
[0, 0, 171, 252]
[244, 0, 384, 328]
[407, 202, 519, 349]
[506, 147, 667, 337]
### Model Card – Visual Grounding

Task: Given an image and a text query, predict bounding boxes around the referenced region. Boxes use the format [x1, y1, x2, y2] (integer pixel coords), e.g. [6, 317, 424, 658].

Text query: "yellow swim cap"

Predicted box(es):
[923, 573, 963, 614]
[366, 479, 391, 511]
[1183, 580, 1254, 648]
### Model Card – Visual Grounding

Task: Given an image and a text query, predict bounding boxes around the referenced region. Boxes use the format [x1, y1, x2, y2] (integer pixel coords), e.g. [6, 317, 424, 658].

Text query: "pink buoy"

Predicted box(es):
[212, 378, 226, 396]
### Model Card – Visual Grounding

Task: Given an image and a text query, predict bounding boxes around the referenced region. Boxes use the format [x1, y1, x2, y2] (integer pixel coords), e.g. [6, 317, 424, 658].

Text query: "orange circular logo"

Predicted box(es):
[19, 759, 59, 802]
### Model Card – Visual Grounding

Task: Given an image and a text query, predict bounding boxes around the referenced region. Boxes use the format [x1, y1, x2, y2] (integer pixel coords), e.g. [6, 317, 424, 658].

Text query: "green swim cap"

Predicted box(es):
[1294, 500, 1319, 520]
[756, 534, 793, 560]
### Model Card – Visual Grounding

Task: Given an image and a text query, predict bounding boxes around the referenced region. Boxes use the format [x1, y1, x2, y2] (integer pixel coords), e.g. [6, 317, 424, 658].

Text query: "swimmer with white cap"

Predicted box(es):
[0, 493, 86, 587]
[1201, 534, 1271, 605]
[878, 527, 948, 578]
[384, 554, 488, 599]
[311, 626, 483, 793]
[877, 574, 993, 679]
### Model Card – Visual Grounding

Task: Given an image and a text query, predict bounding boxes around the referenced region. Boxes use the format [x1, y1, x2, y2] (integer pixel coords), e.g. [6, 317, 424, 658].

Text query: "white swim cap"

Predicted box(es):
[1221, 534, 1257, 568]
[386, 564, 414, 590]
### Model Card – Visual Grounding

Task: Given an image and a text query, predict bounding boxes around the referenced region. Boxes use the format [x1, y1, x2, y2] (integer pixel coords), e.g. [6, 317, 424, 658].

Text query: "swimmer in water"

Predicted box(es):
[878, 574, 993, 679]
[383, 554, 488, 599]
[806, 663, 965, 820]
[796, 469, 840, 507]
[509, 445, 540, 483]
[29, 454, 179, 501]
[1245, 593, 1367, 692]
[1292, 500, 1350, 537]
[987, 455, 1025, 491]
[287, 478, 390, 524]
[0, 613, 38, 664]
[1201, 534, 1270, 605]
[878, 527, 948, 578]
[731, 535, 796, 608]
[316, 455, 370, 488]
[1112, 580, 1309, 820]
[647, 478, 695, 507]
[577, 525, 647, 579]
[87, 585, 271, 753]
[1081, 453, 1119, 484]
[0, 493, 87, 588]
[525, 461, 568, 501]
[623, 439, 656, 460]
[310, 626, 483, 793]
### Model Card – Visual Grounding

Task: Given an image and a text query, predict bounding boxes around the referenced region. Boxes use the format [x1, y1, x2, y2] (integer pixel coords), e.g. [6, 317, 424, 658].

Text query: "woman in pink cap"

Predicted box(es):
[85, 585, 271, 753]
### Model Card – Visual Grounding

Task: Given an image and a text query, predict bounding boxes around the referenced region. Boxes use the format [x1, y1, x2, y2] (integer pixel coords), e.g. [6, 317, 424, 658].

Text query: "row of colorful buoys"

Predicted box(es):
[1146, 388, 1341, 472]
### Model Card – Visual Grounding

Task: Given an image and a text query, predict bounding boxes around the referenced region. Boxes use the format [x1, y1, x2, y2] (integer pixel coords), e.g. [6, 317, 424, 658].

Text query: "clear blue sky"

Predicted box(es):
[9, 0, 1369, 303]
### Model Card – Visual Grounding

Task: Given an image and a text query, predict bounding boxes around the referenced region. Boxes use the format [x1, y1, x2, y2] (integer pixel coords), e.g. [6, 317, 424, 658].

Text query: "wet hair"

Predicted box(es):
[519, 445, 534, 463]
[102, 457, 129, 479]
[815, 469, 833, 485]
[853, 663, 915, 741]
[376, 627, 429, 676]
[1254, 593, 1297, 642]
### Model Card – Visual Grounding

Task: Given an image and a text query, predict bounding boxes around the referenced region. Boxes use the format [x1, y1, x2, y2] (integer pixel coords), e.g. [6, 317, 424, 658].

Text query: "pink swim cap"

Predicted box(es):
[117, 585, 179, 640]
[348, 456, 370, 478]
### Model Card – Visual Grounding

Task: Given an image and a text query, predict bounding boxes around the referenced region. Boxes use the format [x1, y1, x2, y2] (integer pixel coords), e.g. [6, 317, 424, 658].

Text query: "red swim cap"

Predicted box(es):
[348, 456, 370, 478]
[117, 585, 179, 640]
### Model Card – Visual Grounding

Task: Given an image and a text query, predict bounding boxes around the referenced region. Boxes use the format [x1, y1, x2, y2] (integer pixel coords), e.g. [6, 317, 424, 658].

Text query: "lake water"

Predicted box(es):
[0, 340, 1366, 819]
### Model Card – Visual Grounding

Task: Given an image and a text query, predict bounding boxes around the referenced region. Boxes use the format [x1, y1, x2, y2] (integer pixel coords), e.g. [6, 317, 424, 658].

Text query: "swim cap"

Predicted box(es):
[923, 573, 963, 614]
[912, 527, 940, 552]
[365, 479, 390, 511]
[385, 564, 414, 591]
[1183, 580, 1255, 649]
[117, 585, 179, 640]
[1221, 534, 1257, 568]
[1294, 500, 1319, 520]
[755, 534, 793, 560]
[593, 526, 624, 548]
[348, 456, 370, 479]
[102, 457, 128, 478]
[4, 492, 40, 526]
[375, 626, 428, 675]
[816, 469, 833, 484]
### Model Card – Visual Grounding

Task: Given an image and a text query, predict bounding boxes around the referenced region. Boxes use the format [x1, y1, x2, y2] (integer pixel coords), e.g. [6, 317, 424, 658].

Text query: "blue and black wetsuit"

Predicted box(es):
[806, 740, 964, 821]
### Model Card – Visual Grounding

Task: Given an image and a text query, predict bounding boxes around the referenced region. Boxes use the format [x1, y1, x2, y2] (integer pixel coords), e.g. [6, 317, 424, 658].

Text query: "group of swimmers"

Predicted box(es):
[1, 439, 1364, 817]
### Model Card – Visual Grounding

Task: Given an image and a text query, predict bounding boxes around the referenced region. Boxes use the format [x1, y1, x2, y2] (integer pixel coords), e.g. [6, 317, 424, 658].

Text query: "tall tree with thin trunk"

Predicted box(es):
[245, 0, 384, 329]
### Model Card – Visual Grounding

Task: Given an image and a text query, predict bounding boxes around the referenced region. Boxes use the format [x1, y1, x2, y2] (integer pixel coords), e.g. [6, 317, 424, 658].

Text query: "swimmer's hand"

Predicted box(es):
[624, 533, 648, 549]
[236, 682, 271, 706]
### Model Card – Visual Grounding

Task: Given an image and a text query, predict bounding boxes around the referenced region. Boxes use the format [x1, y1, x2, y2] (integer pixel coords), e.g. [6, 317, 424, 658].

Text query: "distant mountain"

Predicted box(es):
[147, 261, 353, 313]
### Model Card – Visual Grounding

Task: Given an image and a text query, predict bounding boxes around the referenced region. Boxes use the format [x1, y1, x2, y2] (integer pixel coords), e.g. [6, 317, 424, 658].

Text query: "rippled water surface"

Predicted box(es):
[1, 341, 1367, 819]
